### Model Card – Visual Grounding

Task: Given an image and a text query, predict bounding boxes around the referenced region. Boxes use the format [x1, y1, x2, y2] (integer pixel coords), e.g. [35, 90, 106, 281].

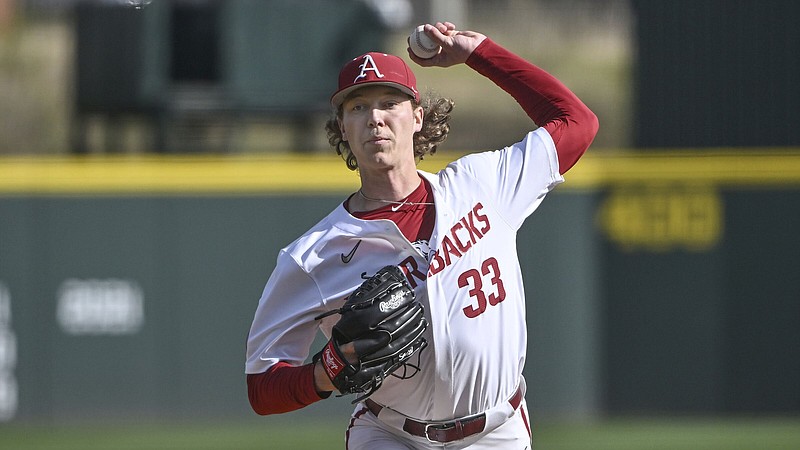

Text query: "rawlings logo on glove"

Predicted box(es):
[313, 265, 428, 403]
[321, 343, 344, 380]
[379, 291, 407, 312]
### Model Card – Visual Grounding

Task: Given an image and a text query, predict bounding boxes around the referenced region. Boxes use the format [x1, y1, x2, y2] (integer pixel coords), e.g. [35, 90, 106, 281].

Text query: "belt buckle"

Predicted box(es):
[423, 422, 448, 444]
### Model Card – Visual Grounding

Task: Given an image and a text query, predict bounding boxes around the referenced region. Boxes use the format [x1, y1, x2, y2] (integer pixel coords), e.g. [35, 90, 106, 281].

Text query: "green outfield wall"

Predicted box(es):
[1, 151, 799, 423]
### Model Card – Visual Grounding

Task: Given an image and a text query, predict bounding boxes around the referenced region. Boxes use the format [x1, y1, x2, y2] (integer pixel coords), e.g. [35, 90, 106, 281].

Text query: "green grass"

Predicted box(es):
[0, 420, 346, 450]
[535, 418, 800, 450]
[1, 417, 799, 450]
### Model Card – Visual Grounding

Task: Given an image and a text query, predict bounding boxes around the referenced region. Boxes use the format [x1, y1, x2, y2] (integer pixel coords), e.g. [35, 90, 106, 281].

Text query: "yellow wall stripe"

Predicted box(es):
[0, 154, 360, 195]
[566, 150, 800, 188]
[1, 150, 800, 195]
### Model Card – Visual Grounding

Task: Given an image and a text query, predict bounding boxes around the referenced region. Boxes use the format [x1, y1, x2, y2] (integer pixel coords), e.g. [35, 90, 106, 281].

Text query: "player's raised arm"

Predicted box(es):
[408, 22, 599, 174]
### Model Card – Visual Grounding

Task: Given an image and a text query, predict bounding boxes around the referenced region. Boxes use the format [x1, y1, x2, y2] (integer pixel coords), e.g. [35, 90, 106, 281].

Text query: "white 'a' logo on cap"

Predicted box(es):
[354, 54, 385, 83]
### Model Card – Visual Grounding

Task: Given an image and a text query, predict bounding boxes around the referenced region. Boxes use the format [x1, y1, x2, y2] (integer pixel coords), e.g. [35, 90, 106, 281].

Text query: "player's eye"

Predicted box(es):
[384, 100, 400, 109]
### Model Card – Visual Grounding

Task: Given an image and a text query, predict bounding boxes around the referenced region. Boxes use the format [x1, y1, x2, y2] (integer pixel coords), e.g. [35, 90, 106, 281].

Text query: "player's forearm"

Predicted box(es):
[247, 362, 329, 415]
[466, 38, 598, 173]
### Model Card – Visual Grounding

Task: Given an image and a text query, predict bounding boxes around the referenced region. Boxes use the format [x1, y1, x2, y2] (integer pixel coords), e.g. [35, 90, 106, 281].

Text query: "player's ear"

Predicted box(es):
[338, 117, 348, 141]
[413, 105, 423, 133]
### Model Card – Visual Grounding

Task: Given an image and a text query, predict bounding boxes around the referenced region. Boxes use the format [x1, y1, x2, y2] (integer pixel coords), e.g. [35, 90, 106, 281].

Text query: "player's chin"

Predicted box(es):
[358, 153, 400, 172]
[361, 143, 394, 160]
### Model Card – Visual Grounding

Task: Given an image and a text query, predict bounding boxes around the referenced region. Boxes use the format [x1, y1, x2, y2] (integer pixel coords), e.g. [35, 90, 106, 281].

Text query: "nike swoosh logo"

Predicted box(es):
[341, 240, 362, 263]
[391, 201, 406, 212]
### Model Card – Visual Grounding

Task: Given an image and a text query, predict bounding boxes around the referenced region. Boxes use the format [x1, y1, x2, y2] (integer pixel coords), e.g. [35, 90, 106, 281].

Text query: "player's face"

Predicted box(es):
[339, 86, 423, 172]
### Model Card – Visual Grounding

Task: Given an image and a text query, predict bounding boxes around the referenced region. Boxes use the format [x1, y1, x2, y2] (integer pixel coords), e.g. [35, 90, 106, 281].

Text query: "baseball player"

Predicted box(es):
[245, 22, 598, 449]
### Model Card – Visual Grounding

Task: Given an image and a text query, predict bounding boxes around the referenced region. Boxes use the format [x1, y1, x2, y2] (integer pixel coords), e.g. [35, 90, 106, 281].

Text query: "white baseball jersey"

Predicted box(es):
[245, 126, 562, 421]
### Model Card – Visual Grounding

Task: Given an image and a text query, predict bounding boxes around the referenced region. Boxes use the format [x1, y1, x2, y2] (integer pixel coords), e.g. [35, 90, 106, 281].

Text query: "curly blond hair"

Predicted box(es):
[325, 94, 454, 171]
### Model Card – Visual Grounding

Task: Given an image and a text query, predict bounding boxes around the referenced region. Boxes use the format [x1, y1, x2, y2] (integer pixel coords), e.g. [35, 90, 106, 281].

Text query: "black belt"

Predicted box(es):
[364, 385, 523, 443]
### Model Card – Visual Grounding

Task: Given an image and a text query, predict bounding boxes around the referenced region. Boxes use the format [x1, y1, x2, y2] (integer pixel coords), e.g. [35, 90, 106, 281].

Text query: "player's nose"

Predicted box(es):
[367, 108, 386, 128]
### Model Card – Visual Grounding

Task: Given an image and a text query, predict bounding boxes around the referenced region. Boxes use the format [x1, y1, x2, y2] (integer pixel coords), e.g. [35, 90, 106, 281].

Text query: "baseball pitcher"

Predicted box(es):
[245, 22, 598, 449]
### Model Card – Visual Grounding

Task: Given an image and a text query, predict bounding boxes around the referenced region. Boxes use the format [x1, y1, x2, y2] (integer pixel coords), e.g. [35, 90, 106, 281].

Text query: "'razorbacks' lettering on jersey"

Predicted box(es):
[399, 255, 427, 289]
[428, 202, 491, 277]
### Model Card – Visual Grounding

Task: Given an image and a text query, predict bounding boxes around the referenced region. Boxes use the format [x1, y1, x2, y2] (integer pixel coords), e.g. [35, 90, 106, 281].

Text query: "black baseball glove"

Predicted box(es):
[314, 265, 428, 403]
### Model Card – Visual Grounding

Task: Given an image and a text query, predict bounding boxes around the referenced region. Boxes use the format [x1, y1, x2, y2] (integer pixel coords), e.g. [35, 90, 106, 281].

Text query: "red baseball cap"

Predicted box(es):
[330, 52, 420, 108]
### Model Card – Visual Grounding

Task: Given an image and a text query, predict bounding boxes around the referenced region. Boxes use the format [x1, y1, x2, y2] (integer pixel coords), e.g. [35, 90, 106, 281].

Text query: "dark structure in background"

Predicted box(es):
[601, 186, 800, 415]
[168, 1, 221, 84]
[73, 0, 388, 153]
[632, 0, 800, 148]
[602, 0, 800, 415]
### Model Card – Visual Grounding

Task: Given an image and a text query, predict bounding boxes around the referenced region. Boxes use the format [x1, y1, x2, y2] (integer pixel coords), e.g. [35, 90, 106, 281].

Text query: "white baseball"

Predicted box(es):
[409, 25, 440, 59]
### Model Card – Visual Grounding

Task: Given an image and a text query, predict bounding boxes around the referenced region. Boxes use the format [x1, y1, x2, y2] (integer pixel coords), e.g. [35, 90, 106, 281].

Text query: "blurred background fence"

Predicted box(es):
[1, 0, 799, 431]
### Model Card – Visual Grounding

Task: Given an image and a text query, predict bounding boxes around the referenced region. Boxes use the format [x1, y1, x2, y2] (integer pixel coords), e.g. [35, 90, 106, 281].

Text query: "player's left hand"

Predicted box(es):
[313, 265, 428, 403]
[407, 22, 487, 68]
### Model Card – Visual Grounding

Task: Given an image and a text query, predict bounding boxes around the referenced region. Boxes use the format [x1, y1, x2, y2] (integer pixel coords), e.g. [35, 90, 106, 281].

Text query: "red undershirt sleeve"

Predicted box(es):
[466, 38, 599, 174]
[247, 361, 330, 415]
